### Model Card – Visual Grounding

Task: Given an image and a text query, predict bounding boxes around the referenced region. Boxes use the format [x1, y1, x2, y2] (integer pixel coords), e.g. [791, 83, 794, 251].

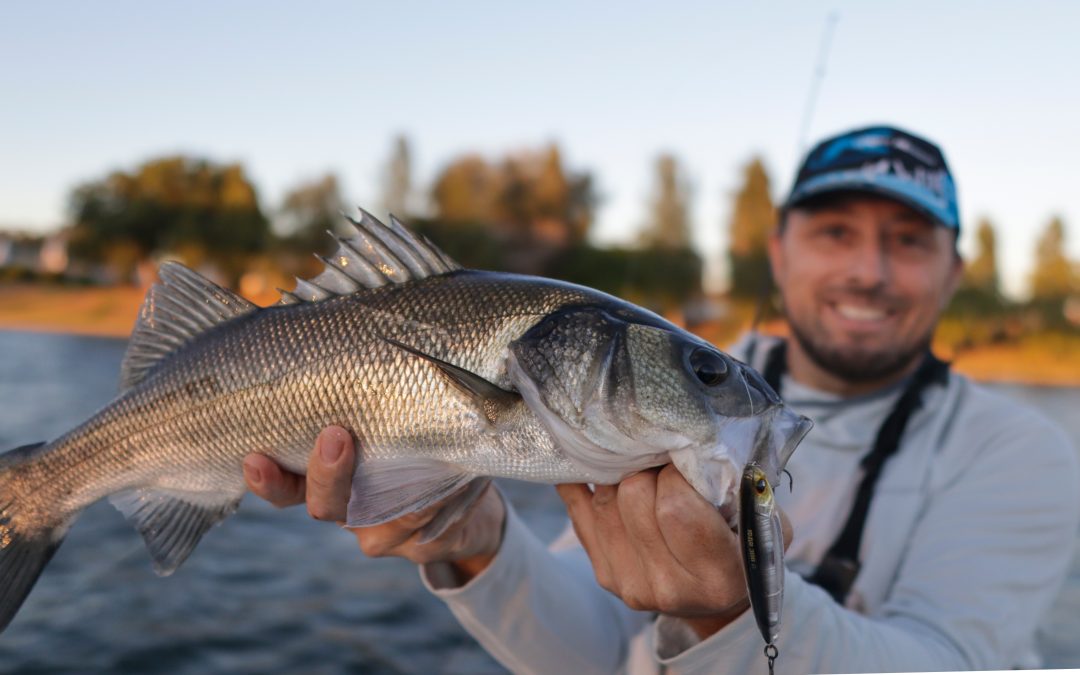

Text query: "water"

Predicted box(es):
[0, 331, 1078, 672]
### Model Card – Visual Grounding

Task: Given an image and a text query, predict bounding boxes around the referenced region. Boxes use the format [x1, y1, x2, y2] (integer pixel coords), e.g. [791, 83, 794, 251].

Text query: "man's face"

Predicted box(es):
[767, 194, 962, 383]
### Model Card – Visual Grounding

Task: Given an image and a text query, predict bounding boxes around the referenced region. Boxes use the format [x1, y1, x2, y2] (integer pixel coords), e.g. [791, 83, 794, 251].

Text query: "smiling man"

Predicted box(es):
[771, 127, 964, 396]
[246, 125, 1080, 673]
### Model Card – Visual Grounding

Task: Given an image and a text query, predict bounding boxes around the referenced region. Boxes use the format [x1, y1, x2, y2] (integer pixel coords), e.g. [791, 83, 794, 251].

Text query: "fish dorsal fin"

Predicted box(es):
[120, 263, 259, 389]
[279, 209, 463, 305]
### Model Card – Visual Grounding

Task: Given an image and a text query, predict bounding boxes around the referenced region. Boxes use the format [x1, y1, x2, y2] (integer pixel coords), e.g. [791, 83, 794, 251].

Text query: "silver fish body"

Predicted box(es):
[0, 211, 811, 633]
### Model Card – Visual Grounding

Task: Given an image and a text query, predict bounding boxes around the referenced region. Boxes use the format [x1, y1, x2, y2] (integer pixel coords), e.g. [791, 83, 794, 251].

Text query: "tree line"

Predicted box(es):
[55, 136, 1079, 326]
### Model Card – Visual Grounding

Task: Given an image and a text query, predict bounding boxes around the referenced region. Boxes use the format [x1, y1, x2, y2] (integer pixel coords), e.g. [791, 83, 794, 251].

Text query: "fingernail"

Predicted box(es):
[320, 433, 344, 463]
[243, 458, 262, 485]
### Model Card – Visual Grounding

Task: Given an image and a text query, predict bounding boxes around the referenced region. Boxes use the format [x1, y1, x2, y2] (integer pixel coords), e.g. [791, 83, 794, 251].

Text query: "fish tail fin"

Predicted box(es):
[0, 442, 74, 633]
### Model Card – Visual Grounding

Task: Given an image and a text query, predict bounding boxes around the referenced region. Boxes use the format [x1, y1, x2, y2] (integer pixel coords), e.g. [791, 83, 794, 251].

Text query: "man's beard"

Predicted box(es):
[788, 320, 932, 384]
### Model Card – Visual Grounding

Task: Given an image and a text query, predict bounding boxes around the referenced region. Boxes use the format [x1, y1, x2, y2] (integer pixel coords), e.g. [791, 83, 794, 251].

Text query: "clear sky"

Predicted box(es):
[2, 1, 1078, 297]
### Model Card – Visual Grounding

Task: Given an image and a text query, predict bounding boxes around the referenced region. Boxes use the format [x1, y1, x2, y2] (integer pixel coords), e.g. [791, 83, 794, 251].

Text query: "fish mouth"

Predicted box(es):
[703, 407, 810, 527]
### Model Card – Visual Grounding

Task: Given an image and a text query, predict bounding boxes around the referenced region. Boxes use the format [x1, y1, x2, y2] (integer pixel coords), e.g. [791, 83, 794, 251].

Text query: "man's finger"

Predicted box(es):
[305, 426, 356, 521]
[616, 470, 671, 562]
[556, 483, 601, 557]
[244, 453, 306, 507]
[654, 465, 737, 563]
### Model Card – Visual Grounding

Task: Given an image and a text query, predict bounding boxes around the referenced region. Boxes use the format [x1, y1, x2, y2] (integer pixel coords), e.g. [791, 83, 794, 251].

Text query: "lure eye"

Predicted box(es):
[689, 348, 729, 386]
[755, 478, 768, 494]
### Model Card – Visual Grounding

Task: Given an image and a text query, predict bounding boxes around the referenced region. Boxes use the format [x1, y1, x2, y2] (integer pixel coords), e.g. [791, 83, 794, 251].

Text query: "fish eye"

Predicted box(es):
[755, 478, 767, 494]
[689, 348, 729, 386]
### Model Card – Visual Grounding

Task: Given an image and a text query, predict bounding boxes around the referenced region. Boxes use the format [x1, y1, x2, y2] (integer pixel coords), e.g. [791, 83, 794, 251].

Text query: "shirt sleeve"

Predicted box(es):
[420, 499, 652, 675]
[654, 414, 1080, 674]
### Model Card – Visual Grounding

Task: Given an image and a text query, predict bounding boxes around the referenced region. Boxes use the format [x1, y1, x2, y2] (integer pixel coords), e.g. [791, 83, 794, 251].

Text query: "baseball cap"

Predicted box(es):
[784, 125, 960, 232]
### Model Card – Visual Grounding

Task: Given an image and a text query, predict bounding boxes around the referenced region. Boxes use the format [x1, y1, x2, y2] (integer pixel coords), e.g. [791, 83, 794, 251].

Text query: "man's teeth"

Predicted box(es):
[835, 304, 887, 321]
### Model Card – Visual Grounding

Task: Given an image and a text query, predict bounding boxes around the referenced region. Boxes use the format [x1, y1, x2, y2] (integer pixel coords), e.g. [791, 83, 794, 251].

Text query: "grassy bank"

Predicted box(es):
[0, 284, 146, 337]
[3, 284, 1080, 386]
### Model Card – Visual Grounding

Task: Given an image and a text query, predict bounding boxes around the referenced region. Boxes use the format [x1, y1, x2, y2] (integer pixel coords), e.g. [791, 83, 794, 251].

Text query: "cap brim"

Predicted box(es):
[785, 179, 957, 230]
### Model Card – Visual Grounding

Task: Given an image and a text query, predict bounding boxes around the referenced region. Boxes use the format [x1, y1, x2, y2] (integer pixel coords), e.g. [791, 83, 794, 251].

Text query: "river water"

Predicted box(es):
[0, 330, 1077, 673]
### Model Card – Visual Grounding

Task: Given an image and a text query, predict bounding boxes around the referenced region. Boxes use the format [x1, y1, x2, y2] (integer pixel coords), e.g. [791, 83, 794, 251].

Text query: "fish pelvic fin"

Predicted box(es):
[121, 263, 260, 389]
[417, 477, 492, 544]
[0, 442, 75, 633]
[279, 209, 463, 306]
[110, 487, 242, 576]
[346, 458, 474, 528]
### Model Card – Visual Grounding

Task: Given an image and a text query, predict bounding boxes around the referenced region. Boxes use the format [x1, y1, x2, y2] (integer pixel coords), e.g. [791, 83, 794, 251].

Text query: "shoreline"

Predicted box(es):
[3, 284, 1080, 388]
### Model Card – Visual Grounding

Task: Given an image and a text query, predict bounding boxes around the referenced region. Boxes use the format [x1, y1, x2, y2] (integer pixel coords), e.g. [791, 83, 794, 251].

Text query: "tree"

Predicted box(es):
[431, 154, 500, 225]
[727, 157, 776, 298]
[963, 217, 1000, 294]
[381, 135, 413, 218]
[639, 153, 692, 250]
[68, 156, 269, 283]
[430, 143, 595, 246]
[949, 217, 1006, 320]
[1029, 215, 1076, 301]
[278, 174, 343, 255]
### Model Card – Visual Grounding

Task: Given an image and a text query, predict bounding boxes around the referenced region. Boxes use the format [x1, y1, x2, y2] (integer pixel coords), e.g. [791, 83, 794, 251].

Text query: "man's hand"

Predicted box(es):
[557, 465, 793, 640]
[243, 426, 506, 582]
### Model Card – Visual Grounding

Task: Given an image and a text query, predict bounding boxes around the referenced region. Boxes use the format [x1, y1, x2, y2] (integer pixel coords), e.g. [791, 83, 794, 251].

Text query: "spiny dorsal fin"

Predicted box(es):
[120, 263, 259, 389]
[280, 209, 463, 305]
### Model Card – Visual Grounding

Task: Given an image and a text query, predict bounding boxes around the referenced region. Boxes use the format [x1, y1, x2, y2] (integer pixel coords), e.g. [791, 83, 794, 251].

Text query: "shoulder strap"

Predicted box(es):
[819, 353, 949, 567]
[758, 340, 950, 603]
[761, 340, 787, 394]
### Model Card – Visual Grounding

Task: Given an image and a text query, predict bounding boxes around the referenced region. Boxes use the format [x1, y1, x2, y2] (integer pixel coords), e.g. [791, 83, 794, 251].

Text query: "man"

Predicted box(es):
[244, 125, 1080, 673]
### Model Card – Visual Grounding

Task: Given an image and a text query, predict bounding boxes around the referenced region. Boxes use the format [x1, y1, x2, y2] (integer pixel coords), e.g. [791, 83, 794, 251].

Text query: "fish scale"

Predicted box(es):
[0, 210, 811, 642]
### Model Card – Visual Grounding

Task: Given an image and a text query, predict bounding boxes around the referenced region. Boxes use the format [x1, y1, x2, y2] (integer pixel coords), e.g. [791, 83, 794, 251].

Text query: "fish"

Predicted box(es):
[0, 209, 812, 633]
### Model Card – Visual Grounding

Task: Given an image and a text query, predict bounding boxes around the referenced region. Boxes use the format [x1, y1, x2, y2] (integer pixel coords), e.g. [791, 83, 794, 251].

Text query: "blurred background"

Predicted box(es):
[2, 1, 1080, 672]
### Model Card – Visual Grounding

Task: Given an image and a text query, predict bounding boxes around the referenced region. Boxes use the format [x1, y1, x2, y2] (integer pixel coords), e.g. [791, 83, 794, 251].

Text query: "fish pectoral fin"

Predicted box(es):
[380, 336, 521, 424]
[345, 458, 475, 529]
[416, 477, 492, 544]
[109, 487, 243, 576]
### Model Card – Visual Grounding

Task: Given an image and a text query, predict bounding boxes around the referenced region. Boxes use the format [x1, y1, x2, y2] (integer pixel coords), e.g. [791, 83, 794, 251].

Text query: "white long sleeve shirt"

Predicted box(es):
[421, 338, 1080, 674]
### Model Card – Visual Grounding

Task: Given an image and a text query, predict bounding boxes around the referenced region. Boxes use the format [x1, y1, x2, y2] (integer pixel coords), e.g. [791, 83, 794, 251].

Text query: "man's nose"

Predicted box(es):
[845, 236, 890, 288]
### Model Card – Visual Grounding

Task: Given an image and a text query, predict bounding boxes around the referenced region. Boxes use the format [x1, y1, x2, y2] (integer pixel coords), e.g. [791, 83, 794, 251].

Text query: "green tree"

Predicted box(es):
[430, 143, 595, 246]
[1029, 216, 1076, 300]
[639, 153, 692, 250]
[68, 156, 269, 283]
[278, 174, 343, 255]
[949, 217, 1007, 320]
[431, 154, 500, 225]
[727, 157, 775, 298]
[963, 217, 1000, 294]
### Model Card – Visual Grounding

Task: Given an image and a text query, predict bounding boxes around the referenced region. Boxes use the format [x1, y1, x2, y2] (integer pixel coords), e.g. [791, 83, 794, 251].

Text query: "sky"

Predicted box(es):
[2, 1, 1079, 297]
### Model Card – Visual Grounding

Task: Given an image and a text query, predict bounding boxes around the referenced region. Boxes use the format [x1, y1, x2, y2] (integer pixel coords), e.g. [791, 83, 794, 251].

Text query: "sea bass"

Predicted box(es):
[0, 211, 811, 632]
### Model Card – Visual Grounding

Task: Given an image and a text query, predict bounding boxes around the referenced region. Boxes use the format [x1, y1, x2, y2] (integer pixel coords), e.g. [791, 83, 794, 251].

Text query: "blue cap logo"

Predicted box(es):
[787, 125, 960, 231]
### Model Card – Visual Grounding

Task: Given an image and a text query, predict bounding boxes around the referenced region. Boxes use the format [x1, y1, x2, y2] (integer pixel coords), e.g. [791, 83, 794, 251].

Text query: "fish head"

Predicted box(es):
[508, 304, 812, 508]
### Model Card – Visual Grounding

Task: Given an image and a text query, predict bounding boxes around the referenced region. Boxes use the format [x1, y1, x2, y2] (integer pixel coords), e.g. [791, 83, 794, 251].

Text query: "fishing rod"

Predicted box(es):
[745, 16, 840, 673]
[746, 11, 840, 367]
